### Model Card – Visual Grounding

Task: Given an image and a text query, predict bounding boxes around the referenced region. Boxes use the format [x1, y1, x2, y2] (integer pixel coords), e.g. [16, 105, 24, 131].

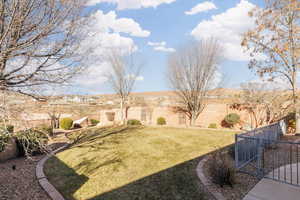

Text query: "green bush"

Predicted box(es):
[90, 119, 100, 126]
[38, 125, 53, 136]
[224, 113, 240, 128]
[157, 117, 166, 125]
[208, 151, 236, 187]
[0, 134, 9, 152]
[0, 125, 14, 133]
[127, 119, 142, 126]
[15, 129, 49, 157]
[208, 123, 217, 129]
[60, 118, 73, 130]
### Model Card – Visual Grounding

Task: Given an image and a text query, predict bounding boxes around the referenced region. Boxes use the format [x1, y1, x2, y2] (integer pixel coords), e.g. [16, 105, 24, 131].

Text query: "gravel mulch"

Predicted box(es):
[203, 135, 300, 200]
[0, 155, 51, 200]
[203, 153, 259, 200]
[0, 132, 69, 200]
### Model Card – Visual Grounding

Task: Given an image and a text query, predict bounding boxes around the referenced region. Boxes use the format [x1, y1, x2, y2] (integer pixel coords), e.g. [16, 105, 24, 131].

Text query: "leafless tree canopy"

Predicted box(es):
[231, 82, 291, 129]
[167, 38, 223, 126]
[106, 48, 142, 123]
[0, 0, 89, 96]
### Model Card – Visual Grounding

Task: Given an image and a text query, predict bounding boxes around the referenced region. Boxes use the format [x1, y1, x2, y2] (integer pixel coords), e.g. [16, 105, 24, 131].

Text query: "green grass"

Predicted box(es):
[45, 126, 237, 200]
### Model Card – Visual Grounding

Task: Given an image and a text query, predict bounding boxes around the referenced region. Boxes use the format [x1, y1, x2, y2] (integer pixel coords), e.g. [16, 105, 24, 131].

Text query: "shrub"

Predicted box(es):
[224, 113, 240, 128]
[38, 125, 53, 136]
[157, 117, 166, 125]
[127, 119, 142, 126]
[208, 151, 235, 188]
[15, 129, 49, 157]
[208, 123, 217, 129]
[0, 134, 9, 152]
[0, 125, 14, 133]
[90, 119, 100, 126]
[60, 118, 73, 130]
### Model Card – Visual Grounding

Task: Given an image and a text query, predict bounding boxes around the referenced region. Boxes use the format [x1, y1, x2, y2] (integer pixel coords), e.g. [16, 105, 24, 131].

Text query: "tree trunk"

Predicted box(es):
[292, 70, 300, 134]
[120, 100, 124, 125]
[190, 113, 197, 127]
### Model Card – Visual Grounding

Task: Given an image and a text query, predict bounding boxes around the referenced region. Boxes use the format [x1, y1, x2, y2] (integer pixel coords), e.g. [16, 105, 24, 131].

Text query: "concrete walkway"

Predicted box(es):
[243, 163, 300, 200]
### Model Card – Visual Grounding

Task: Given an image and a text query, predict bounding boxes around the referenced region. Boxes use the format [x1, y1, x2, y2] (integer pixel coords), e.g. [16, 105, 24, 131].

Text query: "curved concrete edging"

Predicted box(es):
[36, 144, 69, 200]
[196, 157, 226, 200]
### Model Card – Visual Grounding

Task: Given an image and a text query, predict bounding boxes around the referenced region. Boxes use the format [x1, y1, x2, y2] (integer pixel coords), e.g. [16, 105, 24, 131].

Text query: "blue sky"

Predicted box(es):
[73, 0, 266, 94]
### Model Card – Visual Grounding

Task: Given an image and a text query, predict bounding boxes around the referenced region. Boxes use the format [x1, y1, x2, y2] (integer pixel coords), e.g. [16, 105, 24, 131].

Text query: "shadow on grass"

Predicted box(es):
[44, 156, 89, 200]
[46, 127, 234, 200]
[86, 154, 216, 200]
[86, 145, 234, 200]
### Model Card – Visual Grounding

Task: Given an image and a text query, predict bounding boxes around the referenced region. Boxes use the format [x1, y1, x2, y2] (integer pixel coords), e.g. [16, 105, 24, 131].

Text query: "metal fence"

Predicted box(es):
[235, 122, 300, 186]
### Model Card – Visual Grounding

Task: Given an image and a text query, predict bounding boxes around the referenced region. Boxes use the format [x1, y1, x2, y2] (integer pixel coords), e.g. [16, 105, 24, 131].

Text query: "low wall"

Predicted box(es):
[0, 138, 18, 162]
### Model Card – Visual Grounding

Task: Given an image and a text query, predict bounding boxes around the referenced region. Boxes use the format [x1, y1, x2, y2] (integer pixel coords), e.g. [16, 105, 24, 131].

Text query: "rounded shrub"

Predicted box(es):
[38, 124, 53, 136]
[127, 119, 142, 126]
[224, 113, 240, 128]
[90, 119, 100, 126]
[60, 118, 73, 130]
[208, 123, 217, 129]
[157, 117, 166, 125]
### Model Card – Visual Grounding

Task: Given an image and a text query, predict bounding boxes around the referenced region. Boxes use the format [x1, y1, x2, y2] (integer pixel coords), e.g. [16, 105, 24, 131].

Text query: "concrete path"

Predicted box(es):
[243, 163, 300, 200]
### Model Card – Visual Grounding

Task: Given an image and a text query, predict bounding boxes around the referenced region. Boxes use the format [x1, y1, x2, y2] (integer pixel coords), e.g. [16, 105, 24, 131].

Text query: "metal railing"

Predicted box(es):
[235, 122, 300, 186]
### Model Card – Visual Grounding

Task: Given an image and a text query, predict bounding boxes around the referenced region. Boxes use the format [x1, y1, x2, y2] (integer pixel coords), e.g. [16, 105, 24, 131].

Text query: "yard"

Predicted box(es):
[44, 126, 237, 200]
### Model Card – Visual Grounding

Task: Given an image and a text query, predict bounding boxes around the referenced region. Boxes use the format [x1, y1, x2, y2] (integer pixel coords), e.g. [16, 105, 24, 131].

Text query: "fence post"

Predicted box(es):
[235, 134, 238, 168]
[257, 137, 264, 178]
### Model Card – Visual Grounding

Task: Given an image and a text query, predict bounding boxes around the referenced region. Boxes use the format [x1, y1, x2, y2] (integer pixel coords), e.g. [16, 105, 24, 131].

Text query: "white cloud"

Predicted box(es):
[191, 0, 261, 61]
[185, 1, 217, 15]
[92, 10, 150, 37]
[153, 46, 175, 52]
[86, 0, 176, 10]
[148, 41, 175, 53]
[70, 10, 150, 93]
[148, 41, 166, 46]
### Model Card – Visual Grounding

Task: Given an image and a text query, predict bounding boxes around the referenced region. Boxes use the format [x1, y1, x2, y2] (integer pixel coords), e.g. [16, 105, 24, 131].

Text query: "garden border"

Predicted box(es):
[196, 157, 226, 200]
[36, 144, 69, 200]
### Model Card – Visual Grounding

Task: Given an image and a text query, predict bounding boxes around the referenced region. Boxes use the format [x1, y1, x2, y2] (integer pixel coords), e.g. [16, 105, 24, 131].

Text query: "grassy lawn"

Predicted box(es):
[45, 126, 237, 200]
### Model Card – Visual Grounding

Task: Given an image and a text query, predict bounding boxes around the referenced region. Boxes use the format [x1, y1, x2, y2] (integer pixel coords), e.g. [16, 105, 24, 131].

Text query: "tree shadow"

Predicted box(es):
[86, 154, 221, 200]
[44, 156, 89, 200]
[46, 127, 234, 200]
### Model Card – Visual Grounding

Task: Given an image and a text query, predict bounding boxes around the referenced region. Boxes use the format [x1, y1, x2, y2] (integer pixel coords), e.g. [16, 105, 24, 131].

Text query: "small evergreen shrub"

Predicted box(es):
[223, 113, 240, 128]
[127, 119, 142, 126]
[208, 123, 217, 129]
[157, 117, 166, 125]
[90, 119, 100, 126]
[60, 118, 73, 130]
[38, 125, 53, 136]
[208, 151, 236, 187]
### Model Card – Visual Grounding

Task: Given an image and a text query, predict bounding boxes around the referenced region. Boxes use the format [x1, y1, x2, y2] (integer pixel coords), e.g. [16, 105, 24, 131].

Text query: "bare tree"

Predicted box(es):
[231, 82, 292, 129]
[0, 0, 90, 98]
[167, 38, 223, 126]
[106, 48, 142, 124]
[242, 0, 300, 132]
